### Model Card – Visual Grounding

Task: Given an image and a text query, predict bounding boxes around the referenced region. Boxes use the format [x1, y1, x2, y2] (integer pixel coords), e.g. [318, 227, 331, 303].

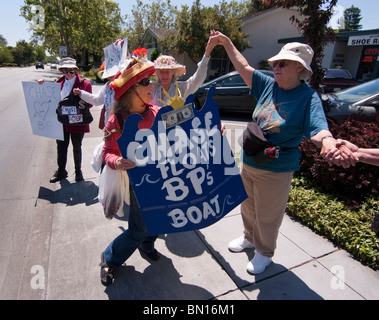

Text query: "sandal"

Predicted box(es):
[100, 252, 114, 286]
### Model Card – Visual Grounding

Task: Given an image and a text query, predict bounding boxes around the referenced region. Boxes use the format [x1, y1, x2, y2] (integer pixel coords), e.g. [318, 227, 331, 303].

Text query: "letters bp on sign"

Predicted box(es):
[22, 81, 64, 141]
[348, 34, 379, 46]
[117, 88, 247, 236]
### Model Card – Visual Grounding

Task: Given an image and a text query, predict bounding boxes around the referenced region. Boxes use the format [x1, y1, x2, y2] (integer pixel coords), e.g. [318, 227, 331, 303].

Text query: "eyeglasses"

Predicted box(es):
[272, 61, 288, 69]
[138, 78, 151, 86]
[62, 70, 76, 74]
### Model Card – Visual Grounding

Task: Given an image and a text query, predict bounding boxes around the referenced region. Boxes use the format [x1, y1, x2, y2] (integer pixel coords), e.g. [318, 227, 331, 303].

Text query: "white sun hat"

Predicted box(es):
[268, 42, 314, 80]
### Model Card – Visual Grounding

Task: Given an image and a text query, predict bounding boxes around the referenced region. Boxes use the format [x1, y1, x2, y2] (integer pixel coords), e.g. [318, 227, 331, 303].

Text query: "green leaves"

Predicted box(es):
[288, 177, 379, 270]
[20, 0, 123, 59]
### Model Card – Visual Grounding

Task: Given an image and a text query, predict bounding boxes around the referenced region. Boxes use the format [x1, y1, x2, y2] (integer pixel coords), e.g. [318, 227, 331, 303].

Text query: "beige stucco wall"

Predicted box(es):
[241, 8, 304, 69]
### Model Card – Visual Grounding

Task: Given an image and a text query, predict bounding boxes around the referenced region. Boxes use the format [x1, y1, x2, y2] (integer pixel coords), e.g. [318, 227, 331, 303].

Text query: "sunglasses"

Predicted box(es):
[138, 78, 151, 86]
[272, 61, 288, 69]
[62, 70, 76, 74]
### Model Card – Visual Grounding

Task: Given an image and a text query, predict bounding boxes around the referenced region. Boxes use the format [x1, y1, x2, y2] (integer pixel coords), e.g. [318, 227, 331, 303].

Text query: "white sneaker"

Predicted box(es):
[246, 252, 272, 274]
[228, 235, 254, 252]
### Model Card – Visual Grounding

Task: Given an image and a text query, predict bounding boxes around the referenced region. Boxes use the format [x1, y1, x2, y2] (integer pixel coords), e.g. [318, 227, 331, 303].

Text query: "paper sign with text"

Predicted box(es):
[22, 81, 64, 141]
[117, 88, 247, 235]
[102, 38, 128, 79]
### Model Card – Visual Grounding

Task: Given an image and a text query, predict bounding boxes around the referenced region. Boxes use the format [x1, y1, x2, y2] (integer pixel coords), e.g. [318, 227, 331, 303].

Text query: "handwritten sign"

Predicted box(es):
[102, 38, 128, 79]
[117, 88, 247, 235]
[22, 81, 64, 141]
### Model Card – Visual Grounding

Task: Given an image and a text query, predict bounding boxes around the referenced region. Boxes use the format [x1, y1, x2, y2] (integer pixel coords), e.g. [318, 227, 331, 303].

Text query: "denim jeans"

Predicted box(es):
[104, 186, 158, 267]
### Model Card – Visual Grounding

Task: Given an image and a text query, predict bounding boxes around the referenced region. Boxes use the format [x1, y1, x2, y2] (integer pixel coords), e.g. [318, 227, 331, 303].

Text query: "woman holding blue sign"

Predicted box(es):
[208, 31, 355, 274]
[99, 48, 161, 286]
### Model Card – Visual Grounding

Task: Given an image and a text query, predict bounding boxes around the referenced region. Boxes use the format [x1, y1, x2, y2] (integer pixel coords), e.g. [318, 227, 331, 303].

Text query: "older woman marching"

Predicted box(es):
[99, 49, 160, 286]
[208, 31, 354, 275]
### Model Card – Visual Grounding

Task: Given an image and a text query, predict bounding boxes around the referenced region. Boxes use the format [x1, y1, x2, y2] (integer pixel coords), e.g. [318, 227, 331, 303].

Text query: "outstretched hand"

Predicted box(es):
[323, 139, 359, 168]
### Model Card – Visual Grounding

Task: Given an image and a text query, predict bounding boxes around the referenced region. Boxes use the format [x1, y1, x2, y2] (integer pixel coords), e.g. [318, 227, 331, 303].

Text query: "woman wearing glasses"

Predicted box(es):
[39, 57, 93, 183]
[99, 49, 160, 286]
[208, 31, 355, 275]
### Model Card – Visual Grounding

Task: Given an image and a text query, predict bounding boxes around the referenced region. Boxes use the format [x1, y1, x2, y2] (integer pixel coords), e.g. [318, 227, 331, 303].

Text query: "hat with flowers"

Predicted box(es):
[110, 48, 155, 101]
[154, 55, 186, 77]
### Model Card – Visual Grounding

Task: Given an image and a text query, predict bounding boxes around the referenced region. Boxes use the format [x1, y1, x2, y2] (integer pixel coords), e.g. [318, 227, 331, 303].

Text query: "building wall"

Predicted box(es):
[241, 8, 303, 68]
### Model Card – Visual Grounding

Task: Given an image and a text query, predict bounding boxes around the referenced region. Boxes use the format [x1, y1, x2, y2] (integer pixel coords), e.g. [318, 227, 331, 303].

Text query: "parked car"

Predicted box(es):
[321, 68, 357, 93]
[35, 62, 44, 69]
[322, 78, 379, 121]
[194, 70, 274, 113]
[50, 64, 57, 69]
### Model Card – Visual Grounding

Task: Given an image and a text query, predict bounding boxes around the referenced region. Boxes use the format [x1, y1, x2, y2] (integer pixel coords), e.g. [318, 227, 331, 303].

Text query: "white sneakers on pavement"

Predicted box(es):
[228, 235, 254, 252]
[246, 252, 272, 274]
[228, 235, 272, 274]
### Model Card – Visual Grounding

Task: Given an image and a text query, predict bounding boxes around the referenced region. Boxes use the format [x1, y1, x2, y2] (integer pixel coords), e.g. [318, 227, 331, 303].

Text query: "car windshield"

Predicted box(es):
[334, 79, 379, 103]
[325, 69, 351, 79]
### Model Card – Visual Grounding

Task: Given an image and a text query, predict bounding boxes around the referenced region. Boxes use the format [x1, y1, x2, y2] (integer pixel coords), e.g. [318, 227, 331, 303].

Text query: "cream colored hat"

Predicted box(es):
[154, 55, 186, 77]
[58, 57, 79, 72]
[268, 42, 314, 80]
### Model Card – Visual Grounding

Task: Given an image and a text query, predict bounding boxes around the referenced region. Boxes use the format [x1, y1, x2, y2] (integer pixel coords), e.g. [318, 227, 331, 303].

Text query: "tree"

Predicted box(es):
[0, 35, 7, 47]
[0, 45, 14, 66]
[20, 0, 123, 65]
[343, 6, 362, 31]
[12, 40, 36, 66]
[266, 0, 338, 91]
[124, 0, 178, 50]
[161, 0, 251, 60]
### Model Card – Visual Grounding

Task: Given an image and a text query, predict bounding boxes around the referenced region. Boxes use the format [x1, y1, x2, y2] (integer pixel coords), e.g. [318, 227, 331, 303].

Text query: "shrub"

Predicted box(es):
[287, 177, 379, 270]
[299, 114, 379, 203]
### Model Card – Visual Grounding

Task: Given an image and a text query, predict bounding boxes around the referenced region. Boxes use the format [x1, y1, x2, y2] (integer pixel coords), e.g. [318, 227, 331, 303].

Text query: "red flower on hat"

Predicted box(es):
[132, 48, 148, 58]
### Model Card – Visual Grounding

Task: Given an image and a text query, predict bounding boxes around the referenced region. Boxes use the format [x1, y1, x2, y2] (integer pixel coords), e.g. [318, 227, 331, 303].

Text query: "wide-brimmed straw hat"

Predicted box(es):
[110, 48, 155, 101]
[154, 55, 186, 77]
[268, 42, 314, 80]
[58, 57, 79, 72]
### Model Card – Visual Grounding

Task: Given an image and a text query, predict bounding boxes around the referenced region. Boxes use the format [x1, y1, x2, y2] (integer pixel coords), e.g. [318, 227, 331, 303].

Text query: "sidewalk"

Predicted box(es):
[24, 102, 379, 301]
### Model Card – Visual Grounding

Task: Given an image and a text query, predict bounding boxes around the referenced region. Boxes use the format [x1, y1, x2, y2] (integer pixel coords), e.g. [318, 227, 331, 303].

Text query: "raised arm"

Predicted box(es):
[208, 30, 255, 88]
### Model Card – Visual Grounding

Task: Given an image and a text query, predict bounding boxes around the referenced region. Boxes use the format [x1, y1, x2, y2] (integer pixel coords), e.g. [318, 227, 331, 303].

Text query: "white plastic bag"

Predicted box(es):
[98, 164, 130, 219]
[91, 141, 104, 173]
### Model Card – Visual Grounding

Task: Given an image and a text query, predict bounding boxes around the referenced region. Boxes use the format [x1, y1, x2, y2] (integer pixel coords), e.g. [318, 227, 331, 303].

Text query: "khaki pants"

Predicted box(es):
[240, 164, 293, 258]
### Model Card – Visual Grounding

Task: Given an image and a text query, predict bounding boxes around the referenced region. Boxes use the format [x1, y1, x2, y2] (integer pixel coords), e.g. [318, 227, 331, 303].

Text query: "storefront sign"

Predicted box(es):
[117, 88, 247, 236]
[348, 34, 379, 46]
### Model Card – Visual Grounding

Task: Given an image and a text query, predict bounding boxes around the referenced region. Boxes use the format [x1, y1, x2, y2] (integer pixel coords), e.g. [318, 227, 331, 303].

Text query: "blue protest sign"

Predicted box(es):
[117, 87, 247, 235]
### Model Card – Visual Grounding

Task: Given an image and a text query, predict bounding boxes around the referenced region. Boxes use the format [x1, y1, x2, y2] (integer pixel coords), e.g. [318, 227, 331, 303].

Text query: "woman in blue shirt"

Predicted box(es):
[208, 31, 354, 274]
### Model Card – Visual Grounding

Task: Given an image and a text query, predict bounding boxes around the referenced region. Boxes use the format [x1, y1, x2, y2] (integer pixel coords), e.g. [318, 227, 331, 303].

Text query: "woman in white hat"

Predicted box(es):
[208, 31, 355, 275]
[39, 57, 93, 183]
[151, 34, 217, 107]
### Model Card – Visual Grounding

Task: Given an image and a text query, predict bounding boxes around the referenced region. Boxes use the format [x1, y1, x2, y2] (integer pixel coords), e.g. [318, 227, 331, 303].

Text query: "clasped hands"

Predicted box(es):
[322, 139, 360, 168]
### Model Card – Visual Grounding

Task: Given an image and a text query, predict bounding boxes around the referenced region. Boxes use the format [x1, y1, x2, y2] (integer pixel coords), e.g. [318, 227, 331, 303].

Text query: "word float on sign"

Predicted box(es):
[118, 88, 247, 235]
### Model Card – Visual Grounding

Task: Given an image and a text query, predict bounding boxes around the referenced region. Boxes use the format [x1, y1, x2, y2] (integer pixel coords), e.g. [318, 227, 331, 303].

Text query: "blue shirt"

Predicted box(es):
[242, 70, 328, 172]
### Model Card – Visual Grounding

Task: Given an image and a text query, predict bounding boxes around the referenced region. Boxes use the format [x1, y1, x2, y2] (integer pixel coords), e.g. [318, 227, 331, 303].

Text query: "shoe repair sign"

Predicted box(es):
[117, 88, 247, 235]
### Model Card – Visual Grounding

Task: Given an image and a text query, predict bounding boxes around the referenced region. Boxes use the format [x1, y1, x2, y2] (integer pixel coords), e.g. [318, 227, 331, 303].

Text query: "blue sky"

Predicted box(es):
[1, 0, 378, 47]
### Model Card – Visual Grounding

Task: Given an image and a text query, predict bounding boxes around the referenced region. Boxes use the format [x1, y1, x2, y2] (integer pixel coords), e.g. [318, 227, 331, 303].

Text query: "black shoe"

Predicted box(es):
[50, 170, 68, 183]
[75, 171, 84, 182]
[100, 252, 114, 286]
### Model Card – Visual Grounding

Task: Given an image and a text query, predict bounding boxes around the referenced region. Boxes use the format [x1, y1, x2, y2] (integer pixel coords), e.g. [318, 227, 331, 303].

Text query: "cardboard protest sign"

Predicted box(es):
[117, 88, 247, 236]
[22, 81, 64, 141]
[102, 38, 128, 79]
